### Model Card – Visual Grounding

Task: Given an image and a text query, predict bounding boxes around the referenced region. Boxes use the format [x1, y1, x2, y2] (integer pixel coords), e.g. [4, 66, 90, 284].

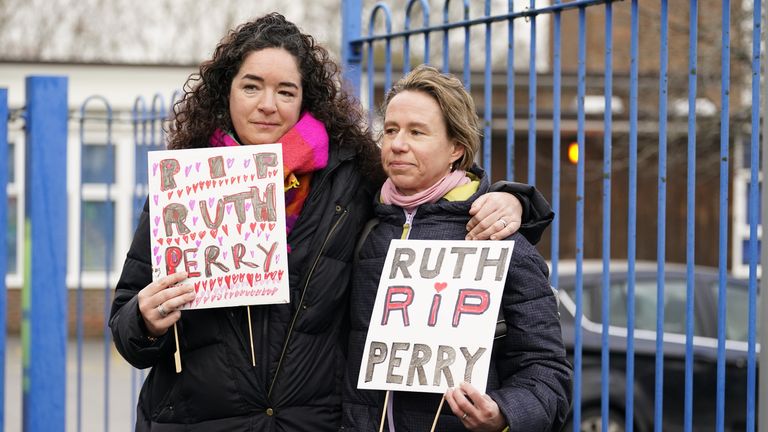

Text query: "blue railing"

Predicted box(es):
[342, 1, 763, 431]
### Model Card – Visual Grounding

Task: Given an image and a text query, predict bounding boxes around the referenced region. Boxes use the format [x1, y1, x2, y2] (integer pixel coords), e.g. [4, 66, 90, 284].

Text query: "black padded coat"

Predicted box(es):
[110, 142, 376, 432]
[342, 166, 572, 432]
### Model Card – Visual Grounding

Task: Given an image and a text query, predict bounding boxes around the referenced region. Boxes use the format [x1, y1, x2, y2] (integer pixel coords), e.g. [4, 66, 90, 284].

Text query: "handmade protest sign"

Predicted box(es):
[147, 145, 289, 309]
[357, 239, 514, 394]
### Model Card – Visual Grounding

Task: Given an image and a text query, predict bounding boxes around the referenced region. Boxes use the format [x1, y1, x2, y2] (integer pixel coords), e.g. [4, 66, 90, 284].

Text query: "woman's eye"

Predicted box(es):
[384, 128, 398, 135]
[278, 91, 295, 98]
[244, 84, 259, 92]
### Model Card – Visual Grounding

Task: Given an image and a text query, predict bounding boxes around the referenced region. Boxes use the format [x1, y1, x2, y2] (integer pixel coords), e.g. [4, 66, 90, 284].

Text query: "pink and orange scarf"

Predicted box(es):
[210, 113, 329, 247]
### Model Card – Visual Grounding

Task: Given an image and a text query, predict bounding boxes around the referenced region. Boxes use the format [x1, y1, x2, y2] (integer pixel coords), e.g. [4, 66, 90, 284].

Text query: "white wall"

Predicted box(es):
[0, 62, 196, 110]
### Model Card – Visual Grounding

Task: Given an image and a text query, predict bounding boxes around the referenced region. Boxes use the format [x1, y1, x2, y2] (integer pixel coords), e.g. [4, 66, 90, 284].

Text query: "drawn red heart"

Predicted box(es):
[434, 282, 448, 293]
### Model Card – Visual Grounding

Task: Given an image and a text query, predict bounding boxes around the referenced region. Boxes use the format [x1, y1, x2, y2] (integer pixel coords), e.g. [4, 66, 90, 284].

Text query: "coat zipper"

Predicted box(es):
[401, 209, 416, 240]
[385, 208, 417, 431]
[267, 207, 350, 397]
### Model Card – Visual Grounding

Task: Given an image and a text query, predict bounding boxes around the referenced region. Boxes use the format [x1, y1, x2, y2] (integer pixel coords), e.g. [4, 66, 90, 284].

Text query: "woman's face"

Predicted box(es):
[229, 48, 303, 145]
[381, 90, 464, 195]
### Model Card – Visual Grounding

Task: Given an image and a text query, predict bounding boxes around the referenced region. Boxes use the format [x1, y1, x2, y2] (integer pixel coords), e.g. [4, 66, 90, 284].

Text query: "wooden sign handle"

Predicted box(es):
[173, 323, 182, 373]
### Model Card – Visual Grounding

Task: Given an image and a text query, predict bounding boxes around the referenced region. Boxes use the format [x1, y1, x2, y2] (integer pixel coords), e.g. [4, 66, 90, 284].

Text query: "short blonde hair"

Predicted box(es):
[382, 64, 481, 171]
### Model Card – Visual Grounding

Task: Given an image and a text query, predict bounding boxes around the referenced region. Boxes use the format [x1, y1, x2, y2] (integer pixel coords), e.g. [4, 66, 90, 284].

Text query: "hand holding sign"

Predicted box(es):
[137, 271, 195, 338]
[444, 382, 506, 431]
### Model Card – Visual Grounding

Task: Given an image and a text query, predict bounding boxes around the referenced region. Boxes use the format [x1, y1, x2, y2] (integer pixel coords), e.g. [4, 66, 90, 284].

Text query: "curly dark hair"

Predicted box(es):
[167, 12, 383, 183]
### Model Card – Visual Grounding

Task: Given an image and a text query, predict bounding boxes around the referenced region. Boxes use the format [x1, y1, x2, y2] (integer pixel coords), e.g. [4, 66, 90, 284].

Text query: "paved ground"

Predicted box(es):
[4, 336, 139, 432]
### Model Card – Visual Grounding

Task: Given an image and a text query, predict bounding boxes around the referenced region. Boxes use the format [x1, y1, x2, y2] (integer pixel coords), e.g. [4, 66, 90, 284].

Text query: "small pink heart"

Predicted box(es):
[434, 282, 448, 293]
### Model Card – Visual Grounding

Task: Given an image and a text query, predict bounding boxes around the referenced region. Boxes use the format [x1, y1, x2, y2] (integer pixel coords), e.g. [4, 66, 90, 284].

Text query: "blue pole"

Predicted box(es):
[527, 0, 537, 186]
[760, 3, 768, 428]
[745, 0, 761, 429]
[683, 2, 698, 431]
[23, 76, 68, 432]
[341, 0, 363, 98]
[483, 0, 492, 177]
[0, 87, 8, 432]
[601, 3, 613, 432]
[573, 6, 586, 432]
[550, 1, 561, 285]
[715, 2, 730, 431]
[626, 2, 639, 431]
[654, 3, 669, 432]
[759, 3, 768, 432]
[506, 0, 515, 181]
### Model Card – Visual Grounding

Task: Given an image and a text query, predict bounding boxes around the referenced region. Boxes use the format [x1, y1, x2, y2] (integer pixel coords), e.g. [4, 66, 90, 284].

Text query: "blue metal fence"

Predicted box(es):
[341, 1, 762, 431]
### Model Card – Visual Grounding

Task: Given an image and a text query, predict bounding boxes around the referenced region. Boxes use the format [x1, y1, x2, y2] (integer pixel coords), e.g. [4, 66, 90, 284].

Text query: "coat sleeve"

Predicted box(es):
[488, 237, 573, 432]
[109, 198, 173, 369]
[489, 181, 554, 246]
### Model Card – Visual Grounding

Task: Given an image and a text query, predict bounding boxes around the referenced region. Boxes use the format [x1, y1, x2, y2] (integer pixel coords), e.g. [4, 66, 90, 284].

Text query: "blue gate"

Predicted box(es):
[340, 0, 763, 431]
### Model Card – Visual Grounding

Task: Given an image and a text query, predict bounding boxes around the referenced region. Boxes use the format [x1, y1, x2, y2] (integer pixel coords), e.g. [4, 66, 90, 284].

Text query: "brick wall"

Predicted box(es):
[6, 289, 110, 337]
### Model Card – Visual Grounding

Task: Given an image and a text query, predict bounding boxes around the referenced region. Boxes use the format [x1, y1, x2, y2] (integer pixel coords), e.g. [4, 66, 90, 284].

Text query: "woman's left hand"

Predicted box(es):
[445, 382, 507, 432]
[466, 192, 522, 240]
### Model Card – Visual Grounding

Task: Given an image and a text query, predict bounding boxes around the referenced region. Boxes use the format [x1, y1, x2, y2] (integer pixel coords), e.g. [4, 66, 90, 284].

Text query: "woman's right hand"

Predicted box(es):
[137, 272, 196, 338]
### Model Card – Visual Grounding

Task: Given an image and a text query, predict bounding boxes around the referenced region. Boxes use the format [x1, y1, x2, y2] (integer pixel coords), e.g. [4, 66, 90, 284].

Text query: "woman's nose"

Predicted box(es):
[257, 91, 277, 113]
[390, 132, 408, 151]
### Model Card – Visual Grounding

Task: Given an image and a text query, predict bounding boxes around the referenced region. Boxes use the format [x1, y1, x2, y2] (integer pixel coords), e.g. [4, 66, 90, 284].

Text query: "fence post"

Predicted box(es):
[341, 0, 363, 98]
[760, 6, 768, 432]
[23, 76, 68, 432]
[0, 87, 8, 432]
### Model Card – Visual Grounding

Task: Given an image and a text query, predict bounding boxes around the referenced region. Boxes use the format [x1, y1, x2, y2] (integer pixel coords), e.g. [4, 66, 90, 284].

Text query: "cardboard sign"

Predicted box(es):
[147, 144, 289, 309]
[357, 239, 514, 394]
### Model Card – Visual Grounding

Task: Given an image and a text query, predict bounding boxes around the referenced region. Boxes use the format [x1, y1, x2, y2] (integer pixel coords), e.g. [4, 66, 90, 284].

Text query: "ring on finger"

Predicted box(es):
[497, 218, 508, 228]
[462, 412, 468, 420]
[157, 303, 169, 318]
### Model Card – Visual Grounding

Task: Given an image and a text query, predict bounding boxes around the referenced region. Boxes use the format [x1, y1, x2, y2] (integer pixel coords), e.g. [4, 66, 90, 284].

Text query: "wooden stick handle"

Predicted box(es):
[247, 306, 256, 366]
[430, 396, 446, 432]
[378, 390, 391, 432]
[173, 322, 182, 373]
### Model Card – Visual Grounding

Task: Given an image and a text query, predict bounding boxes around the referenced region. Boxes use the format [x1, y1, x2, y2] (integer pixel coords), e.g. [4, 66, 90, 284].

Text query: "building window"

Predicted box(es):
[81, 200, 115, 272]
[81, 143, 115, 184]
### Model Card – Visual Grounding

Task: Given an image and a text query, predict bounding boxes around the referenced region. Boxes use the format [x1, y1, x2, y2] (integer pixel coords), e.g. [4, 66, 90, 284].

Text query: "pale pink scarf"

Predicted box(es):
[380, 169, 470, 212]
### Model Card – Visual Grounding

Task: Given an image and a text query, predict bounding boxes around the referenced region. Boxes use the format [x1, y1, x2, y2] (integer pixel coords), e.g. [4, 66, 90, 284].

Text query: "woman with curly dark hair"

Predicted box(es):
[109, 13, 550, 431]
